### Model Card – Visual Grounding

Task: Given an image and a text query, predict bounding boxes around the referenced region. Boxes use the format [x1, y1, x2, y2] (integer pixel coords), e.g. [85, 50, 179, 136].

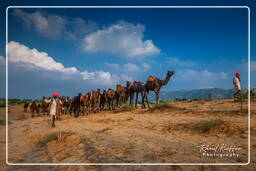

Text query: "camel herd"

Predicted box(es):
[24, 71, 175, 117]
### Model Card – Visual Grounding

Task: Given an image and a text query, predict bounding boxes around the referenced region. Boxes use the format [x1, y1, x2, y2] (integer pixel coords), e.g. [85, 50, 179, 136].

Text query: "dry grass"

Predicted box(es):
[15, 114, 28, 120]
[193, 118, 224, 133]
[0, 116, 5, 125]
[147, 101, 177, 112]
[37, 131, 74, 147]
[113, 103, 134, 113]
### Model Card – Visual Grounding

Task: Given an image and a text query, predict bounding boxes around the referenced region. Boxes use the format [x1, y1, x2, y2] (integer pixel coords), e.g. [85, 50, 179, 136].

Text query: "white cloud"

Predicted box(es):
[8, 41, 78, 74]
[12, 9, 98, 39]
[83, 21, 160, 59]
[168, 57, 196, 67]
[7, 41, 120, 87]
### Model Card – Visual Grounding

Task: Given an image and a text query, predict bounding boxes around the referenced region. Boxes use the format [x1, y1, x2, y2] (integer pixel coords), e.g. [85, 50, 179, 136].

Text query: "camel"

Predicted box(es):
[72, 93, 83, 117]
[100, 90, 108, 111]
[145, 71, 175, 104]
[115, 84, 126, 107]
[91, 89, 101, 113]
[30, 101, 39, 117]
[107, 88, 116, 110]
[23, 102, 30, 112]
[129, 81, 150, 108]
[80, 92, 91, 114]
[124, 81, 132, 103]
[42, 97, 50, 115]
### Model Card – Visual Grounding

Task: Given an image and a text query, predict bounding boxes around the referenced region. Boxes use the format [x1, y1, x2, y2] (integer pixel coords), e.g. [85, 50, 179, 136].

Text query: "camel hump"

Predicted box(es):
[147, 76, 157, 82]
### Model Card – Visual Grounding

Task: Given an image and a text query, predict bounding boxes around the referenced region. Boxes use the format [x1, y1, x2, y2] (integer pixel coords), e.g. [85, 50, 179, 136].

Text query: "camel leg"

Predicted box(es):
[116, 96, 119, 107]
[135, 92, 139, 108]
[145, 92, 150, 108]
[141, 92, 145, 109]
[155, 91, 160, 105]
[130, 92, 134, 106]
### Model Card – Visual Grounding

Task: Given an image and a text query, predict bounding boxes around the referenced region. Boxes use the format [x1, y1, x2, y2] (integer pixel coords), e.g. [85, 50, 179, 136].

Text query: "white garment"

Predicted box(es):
[50, 98, 57, 116]
[45, 98, 61, 116]
[233, 77, 241, 90]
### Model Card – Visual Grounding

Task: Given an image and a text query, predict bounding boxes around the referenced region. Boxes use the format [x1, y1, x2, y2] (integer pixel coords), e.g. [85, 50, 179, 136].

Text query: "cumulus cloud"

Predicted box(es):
[12, 9, 98, 39]
[168, 57, 196, 67]
[83, 21, 160, 59]
[7, 41, 120, 87]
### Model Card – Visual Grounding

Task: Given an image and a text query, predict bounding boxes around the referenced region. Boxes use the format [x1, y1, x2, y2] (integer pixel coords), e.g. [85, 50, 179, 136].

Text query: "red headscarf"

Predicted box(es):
[52, 92, 59, 97]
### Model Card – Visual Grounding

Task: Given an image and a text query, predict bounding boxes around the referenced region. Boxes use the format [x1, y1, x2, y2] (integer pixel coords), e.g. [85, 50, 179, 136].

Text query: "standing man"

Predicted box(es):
[45, 92, 62, 127]
[233, 72, 241, 99]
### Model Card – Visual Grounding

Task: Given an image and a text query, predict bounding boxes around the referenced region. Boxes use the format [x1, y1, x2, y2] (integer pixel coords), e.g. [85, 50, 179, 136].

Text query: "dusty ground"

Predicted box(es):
[0, 99, 255, 170]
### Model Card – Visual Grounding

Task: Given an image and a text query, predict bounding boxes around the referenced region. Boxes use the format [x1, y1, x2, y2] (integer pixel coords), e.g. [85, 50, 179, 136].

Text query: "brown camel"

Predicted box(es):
[42, 97, 50, 115]
[145, 71, 175, 104]
[107, 88, 116, 110]
[115, 84, 126, 107]
[80, 92, 91, 114]
[91, 89, 101, 113]
[30, 101, 39, 117]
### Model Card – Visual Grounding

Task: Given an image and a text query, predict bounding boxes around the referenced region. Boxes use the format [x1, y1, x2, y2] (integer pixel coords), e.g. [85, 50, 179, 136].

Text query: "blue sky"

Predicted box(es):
[0, 0, 255, 99]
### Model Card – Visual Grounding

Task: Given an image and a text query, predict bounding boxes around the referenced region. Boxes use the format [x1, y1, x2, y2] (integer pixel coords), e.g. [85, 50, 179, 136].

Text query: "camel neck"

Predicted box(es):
[161, 73, 171, 85]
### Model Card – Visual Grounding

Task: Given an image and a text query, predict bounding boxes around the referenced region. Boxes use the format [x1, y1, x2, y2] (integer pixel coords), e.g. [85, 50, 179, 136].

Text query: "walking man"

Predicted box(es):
[233, 72, 241, 99]
[45, 92, 62, 127]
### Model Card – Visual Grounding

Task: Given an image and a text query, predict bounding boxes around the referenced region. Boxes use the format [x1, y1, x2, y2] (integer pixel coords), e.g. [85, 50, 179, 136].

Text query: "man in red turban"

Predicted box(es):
[45, 92, 62, 127]
[233, 72, 241, 99]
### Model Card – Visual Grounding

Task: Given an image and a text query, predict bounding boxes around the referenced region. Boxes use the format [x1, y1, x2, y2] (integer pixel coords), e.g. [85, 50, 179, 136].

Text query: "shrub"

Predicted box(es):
[113, 103, 134, 113]
[193, 119, 224, 133]
[147, 101, 174, 112]
[0, 103, 6, 108]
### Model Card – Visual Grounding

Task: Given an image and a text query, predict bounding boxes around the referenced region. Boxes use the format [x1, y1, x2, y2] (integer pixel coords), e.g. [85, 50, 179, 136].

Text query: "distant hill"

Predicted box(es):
[147, 88, 237, 101]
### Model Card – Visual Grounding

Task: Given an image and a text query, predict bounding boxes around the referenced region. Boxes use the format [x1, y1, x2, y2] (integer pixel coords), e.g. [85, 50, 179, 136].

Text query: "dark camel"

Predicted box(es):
[100, 89, 108, 111]
[129, 81, 150, 108]
[145, 71, 175, 104]
[125, 81, 132, 103]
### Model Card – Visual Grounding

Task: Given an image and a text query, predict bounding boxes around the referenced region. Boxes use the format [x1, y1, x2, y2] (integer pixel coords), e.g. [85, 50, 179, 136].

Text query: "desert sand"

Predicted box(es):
[0, 99, 255, 170]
